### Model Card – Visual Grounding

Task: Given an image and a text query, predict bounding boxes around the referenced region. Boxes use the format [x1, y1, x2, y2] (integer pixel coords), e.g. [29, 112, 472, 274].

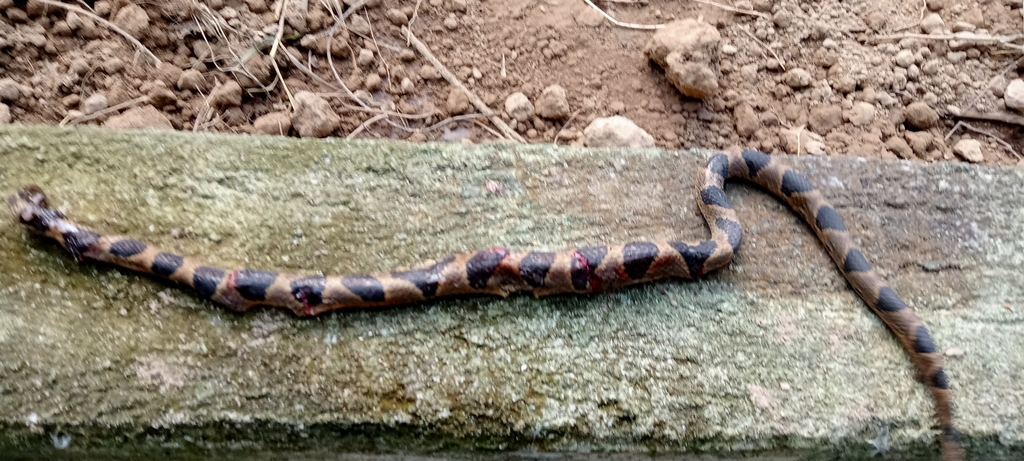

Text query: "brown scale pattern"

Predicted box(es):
[7, 148, 962, 460]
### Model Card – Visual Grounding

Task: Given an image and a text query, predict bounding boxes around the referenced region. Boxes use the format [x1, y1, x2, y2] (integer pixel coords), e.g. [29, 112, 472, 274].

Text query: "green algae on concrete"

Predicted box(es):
[0, 125, 1022, 460]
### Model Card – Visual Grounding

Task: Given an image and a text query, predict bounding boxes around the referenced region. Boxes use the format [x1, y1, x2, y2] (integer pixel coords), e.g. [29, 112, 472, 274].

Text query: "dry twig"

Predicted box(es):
[346, 113, 388, 139]
[402, 26, 524, 143]
[953, 110, 1024, 128]
[34, 0, 160, 65]
[945, 120, 1021, 158]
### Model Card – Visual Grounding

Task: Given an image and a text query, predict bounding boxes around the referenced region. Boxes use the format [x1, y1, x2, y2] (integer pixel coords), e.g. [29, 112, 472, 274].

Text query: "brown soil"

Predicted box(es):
[0, 0, 1022, 166]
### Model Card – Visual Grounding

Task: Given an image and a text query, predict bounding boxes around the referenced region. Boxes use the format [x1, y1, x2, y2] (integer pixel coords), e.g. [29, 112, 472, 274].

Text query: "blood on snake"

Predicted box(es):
[7, 147, 963, 461]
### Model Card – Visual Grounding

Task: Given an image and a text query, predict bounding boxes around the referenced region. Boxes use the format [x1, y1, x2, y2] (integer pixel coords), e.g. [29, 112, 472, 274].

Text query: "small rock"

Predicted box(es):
[6, 7, 29, 22]
[0, 103, 10, 124]
[446, 87, 470, 114]
[945, 347, 965, 357]
[574, 5, 605, 26]
[926, 0, 945, 11]
[920, 13, 944, 34]
[291, 91, 340, 138]
[443, 16, 458, 30]
[419, 64, 442, 80]
[449, 0, 468, 12]
[364, 73, 382, 91]
[609, 101, 625, 113]
[348, 15, 371, 35]
[398, 49, 416, 61]
[987, 76, 1007, 97]
[245, 0, 268, 12]
[357, 48, 375, 68]
[81, 93, 108, 115]
[784, 68, 812, 88]
[644, 19, 721, 99]
[953, 139, 983, 163]
[209, 81, 243, 108]
[535, 84, 570, 120]
[583, 116, 655, 148]
[147, 87, 177, 107]
[177, 69, 207, 92]
[894, 49, 914, 68]
[504, 92, 534, 122]
[400, 77, 415, 94]
[112, 4, 150, 37]
[253, 111, 292, 135]
[952, 21, 976, 32]
[1004, 79, 1024, 112]
[65, 11, 83, 29]
[734, 103, 759, 137]
[848, 101, 875, 126]
[885, 136, 914, 159]
[779, 127, 826, 155]
[0, 78, 20, 102]
[384, 8, 408, 25]
[903, 102, 939, 129]
[904, 131, 934, 156]
[808, 105, 842, 134]
[863, 11, 886, 31]
[104, 105, 172, 129]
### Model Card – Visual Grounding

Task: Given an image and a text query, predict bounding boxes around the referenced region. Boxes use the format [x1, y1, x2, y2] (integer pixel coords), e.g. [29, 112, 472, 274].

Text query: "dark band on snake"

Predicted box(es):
[7, 147, 963, 461]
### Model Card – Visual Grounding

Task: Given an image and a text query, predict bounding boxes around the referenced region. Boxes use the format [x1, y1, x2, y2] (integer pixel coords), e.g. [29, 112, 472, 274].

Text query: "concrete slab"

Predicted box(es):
[0, 125, 1021, 460]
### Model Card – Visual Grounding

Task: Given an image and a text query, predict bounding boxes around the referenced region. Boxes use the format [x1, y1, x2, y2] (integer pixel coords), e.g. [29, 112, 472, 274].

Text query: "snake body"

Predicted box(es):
[8, 148, 962, 460]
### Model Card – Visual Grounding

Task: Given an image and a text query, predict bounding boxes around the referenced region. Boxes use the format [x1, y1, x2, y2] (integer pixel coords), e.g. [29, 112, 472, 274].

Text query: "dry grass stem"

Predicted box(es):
[402, 26, 525, 143]
[59, 95, 152, 126]
[692, 0, 769, 19]
[582, 0, 663, 30]
[34, 0, 160, 65]
[739, 26, 785, 71]
[346, 113, 389, 139]
[945, 120, 1021, 158]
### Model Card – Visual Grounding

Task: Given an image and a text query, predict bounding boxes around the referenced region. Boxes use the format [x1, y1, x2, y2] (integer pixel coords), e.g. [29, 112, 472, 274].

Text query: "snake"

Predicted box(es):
[8, 147, 962, 460]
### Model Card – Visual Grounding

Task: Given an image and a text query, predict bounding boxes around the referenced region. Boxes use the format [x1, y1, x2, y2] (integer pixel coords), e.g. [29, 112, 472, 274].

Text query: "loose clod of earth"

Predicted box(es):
[0, 0, 1021, 163]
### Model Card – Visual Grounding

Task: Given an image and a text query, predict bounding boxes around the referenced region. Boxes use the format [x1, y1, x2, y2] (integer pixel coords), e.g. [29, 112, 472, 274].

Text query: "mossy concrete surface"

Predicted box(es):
[0, 125, 1021, 460]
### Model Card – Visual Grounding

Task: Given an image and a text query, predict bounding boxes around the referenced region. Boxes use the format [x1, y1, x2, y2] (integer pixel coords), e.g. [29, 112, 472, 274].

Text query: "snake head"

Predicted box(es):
[8, 185, 61, 233]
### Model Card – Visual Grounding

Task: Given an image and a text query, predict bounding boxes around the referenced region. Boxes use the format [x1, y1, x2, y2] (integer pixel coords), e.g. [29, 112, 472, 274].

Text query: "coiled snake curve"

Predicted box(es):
[8, 147, 962, 460]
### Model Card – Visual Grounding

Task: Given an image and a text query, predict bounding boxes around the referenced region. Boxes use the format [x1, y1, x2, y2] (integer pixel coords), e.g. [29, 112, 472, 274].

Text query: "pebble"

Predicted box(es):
[253, 111, 292, 135]
[104, 105, 172, 129]
[450, 0, 468, 12]
[848, 101, 875, 126]
[783, 68, 812, 88]
[733, 102, 758, 137]
[885, 136, 914, 159]
[504, 92, 534, 122]
[290, 91, 340, 138]
[209, 81, 243, 108]
[400, 77, 415, 94]
[443, 16, 458, 30]
[81, 93, 108, 115]
[903, 102, 939, 129]
[1004, 79, 1024, 112]
[348, 15, 371, 35]
[904, 131, 934, 156]
[112, 4, 150, 37]
[0, 103, 10, 124]
[446, 87, 470, 114]
[357, 49, 375, 67]
[535, 84, 570, 120]
[894, 49, 914, 68]
[384, 8, 408, 25]
[177, 69, 207, 92]
[953, 139, 983, 163]
[0, 78, 20, 102]
[808, 105, 842, 134]
[419, 64, 441, 80]
[920, 13, 944, 34]
[583, 116, 655, 148]
[364, 73, 382, 91]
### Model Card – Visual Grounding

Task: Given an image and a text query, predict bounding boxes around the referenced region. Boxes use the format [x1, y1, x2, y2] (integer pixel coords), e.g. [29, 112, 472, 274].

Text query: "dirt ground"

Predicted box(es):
[0, 0, 1022, 166]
